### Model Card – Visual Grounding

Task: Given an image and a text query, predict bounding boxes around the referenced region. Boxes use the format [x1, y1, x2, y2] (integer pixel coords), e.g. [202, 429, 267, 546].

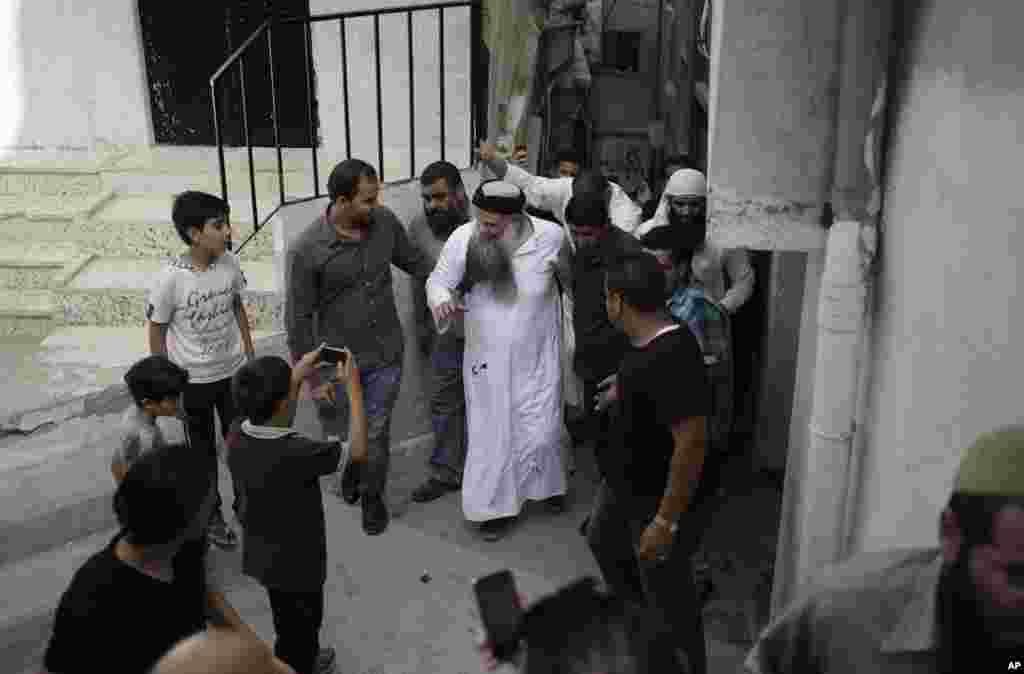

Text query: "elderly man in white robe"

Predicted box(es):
[427, 180, 571, 541]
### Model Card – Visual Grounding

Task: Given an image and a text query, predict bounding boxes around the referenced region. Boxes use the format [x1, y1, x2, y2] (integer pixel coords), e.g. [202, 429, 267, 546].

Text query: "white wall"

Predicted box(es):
[309, 0, 472, 180]
[0, 0, 151, 158]
[850, 1, 1024, 552]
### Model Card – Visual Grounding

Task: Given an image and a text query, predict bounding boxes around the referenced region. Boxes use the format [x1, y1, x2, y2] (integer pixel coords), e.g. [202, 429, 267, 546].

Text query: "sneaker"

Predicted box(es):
[315, 647, 337, 674]
[207, 518, 238, 549]
[410, 478, 459, 503]
[544, 494, 567, 514]
[362, 494, 389, 535]
[479, 517, 514, 542]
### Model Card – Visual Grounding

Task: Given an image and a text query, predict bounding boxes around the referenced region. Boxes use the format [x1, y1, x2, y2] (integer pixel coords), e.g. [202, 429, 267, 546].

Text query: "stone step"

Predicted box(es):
[0, 241, 94, 291]
[0, 194, 276, 259]
[58, 256, 281, 330]
[0, 290, 57, 338]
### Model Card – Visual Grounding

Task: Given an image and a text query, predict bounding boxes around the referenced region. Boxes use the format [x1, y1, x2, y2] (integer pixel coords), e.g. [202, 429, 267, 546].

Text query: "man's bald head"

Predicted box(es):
[152, 629, 295, 674]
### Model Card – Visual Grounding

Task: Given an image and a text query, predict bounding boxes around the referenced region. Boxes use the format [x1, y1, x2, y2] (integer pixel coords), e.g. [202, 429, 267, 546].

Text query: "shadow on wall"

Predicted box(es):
[0, 0, 25, 159]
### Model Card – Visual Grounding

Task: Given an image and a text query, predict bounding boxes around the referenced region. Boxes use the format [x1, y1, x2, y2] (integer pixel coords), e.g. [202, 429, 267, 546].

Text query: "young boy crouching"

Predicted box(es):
[228, 346, 368, 674]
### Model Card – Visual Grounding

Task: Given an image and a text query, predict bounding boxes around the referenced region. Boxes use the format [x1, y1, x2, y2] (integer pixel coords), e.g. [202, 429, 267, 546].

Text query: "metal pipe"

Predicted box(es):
[267, 24, 285, 205]
[281, 1, 472, 24]
[210, 82, 230, 215]
[239, 55, 260, 233]
[408, 10, 416, 179]
[375, 14, 385, 179]
[438, 7, 447, 162]
[211, 21, 269, 84]
[303, 21, 320, 197]
[340, 18, 352, 160]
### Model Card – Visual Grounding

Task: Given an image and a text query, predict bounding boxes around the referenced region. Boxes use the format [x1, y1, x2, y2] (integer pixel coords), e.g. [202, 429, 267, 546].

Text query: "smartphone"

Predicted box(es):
[473, 569, 523, 662]
[320, 346, 348, 366]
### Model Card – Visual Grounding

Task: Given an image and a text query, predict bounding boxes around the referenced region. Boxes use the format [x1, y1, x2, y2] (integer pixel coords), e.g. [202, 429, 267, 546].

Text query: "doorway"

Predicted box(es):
[138, 0, 316, 147]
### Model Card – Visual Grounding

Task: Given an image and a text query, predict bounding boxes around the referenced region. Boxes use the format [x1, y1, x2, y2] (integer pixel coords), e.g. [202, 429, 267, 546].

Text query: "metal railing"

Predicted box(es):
[210, 0, 485, 254]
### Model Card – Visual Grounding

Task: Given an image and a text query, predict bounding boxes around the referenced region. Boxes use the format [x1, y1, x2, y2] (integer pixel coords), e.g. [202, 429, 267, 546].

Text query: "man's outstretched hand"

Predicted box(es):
[433, 300, 467, 325]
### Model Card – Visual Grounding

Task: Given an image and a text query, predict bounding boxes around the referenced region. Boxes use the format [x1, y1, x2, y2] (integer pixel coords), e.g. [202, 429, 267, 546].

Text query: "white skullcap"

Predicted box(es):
[664, 169, 707, 198]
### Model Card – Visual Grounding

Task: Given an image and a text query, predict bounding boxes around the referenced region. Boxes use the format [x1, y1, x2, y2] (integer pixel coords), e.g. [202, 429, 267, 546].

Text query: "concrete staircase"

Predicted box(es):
[0, 150, 303, 338]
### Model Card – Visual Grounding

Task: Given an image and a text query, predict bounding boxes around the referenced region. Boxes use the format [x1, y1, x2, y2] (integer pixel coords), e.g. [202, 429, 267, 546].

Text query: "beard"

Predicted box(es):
[463, 229, 517, 299]
[936, 555, 1022, 673]
[426, 207, 466, 240]
[667, 211, 708, 252]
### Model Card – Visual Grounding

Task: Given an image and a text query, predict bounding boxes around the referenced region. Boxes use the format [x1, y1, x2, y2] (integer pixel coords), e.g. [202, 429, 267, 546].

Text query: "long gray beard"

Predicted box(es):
[464, 230, 517, 300]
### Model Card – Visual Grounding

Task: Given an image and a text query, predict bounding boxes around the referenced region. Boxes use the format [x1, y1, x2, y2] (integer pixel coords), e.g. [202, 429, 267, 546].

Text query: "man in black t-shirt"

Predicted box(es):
[585, 252, 709, 674]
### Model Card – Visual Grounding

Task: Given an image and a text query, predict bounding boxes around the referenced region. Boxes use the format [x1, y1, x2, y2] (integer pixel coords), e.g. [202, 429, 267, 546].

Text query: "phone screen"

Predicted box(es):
[473, 569, 522, 661]
[321, 347, 348, 366]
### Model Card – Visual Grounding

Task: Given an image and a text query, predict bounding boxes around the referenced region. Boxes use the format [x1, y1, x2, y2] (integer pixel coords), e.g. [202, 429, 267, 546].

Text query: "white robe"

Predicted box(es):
[426, 217, 567, 521]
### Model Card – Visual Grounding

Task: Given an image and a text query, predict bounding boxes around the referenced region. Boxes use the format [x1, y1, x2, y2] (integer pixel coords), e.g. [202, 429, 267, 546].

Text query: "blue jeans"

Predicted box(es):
[316, 363, 403, 497]
[428, 337, 467, 486]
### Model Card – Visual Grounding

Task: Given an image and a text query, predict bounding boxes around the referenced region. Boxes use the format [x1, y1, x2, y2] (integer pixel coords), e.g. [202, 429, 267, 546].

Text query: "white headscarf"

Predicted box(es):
[635, 168, 707, 238]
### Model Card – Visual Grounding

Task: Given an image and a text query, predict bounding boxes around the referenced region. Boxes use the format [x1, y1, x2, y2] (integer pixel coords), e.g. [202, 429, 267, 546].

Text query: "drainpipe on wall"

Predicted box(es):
[793, 0, 892, 591]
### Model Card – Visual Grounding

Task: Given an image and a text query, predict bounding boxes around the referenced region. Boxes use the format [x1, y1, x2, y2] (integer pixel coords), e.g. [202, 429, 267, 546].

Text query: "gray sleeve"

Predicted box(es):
[285, 239, 318, 359]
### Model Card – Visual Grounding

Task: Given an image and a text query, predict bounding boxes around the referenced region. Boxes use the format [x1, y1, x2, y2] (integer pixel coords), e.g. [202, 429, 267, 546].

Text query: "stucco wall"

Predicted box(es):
[0, 0, 152, 157]
[851, 1, 1024, 552]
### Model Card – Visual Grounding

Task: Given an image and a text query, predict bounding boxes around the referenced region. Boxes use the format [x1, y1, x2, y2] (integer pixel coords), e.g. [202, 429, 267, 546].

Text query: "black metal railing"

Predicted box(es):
[210, 0, 485, 254]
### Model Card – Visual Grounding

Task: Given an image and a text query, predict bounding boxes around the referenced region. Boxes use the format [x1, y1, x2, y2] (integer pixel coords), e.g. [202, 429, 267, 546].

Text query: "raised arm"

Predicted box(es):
[479, 141, 571, 220]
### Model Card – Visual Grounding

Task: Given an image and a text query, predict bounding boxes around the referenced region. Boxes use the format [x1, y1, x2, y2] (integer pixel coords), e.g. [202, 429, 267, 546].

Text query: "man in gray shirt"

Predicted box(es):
[407, 161, 470, 504]
[285, 159, 433, 536]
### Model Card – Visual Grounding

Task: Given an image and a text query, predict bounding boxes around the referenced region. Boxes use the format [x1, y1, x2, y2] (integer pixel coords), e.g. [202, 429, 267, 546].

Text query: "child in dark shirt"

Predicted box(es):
[228, 346, 367, 674]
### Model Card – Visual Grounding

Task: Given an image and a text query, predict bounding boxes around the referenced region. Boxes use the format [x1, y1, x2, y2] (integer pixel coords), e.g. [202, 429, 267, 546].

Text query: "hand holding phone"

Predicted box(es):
[473, 570, 523, 663]
[320, 345, 349, 366]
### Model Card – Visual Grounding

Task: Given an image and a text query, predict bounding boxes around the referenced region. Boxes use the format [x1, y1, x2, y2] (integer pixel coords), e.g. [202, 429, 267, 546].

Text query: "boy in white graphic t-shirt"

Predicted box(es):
[146, 191, 255, 548]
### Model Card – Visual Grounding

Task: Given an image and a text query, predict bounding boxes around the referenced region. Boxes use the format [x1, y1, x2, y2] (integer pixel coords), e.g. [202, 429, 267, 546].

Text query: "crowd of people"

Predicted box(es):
[35, 144, 1023, 674]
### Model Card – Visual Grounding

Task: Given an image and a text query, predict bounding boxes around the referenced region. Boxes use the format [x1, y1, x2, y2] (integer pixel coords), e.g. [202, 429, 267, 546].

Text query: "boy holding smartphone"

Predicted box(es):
[227, 346, 367, 674]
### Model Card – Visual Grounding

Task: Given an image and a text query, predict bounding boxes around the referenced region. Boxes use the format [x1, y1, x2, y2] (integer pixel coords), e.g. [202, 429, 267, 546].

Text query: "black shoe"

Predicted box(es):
[362, 494, 389, 535]
[544, 494, 567, 514]
[479, 517, 514, 542]
[339, 462, 361, 505]
[411, 478, 459, 503]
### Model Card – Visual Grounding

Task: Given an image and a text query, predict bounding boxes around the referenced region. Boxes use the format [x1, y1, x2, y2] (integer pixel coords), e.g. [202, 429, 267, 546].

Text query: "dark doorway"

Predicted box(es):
[138, 0, 317, 147]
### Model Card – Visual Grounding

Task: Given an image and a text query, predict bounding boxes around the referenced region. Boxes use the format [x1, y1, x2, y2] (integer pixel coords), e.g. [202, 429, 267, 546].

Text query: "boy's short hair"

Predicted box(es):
[232, 356, 292, 425]
[565, 194, 610, 229]
[172, 191, 230, 246]
[605, 252, 668, 313]
[124, 355, 189, 407]
[114, 443, 214, 546]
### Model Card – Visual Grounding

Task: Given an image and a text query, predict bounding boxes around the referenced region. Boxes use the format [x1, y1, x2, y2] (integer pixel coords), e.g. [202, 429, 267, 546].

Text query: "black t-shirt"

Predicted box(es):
[603, 325, 709, 499]
[43, 534, 206, 674]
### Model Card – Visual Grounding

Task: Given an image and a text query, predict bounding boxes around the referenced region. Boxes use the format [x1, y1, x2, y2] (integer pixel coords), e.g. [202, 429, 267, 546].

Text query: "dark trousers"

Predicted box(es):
[182, 376, 237, 519]
[316, 363, 403, 497]
[586, 482, 706, 674]
[428, 338, 467, 486]
[266, 587, 324, 674]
